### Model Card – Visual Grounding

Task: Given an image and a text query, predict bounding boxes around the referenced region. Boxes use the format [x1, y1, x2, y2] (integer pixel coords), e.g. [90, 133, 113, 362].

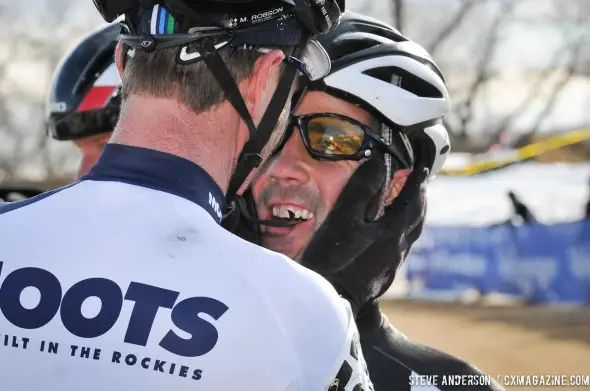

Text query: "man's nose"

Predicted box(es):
[265, 130, 313, 185]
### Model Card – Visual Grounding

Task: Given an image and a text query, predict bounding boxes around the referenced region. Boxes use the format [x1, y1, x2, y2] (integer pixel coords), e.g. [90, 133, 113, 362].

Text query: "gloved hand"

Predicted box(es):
[299, 155, 429, 316]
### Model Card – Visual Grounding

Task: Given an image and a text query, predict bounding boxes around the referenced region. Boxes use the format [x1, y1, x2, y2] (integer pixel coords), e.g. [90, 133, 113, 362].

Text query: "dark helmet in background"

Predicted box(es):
[45, 23, 121, 141]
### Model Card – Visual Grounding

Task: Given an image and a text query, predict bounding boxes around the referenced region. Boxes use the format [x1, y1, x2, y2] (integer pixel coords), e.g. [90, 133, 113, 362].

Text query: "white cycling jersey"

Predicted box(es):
[0, 143, 372, 391]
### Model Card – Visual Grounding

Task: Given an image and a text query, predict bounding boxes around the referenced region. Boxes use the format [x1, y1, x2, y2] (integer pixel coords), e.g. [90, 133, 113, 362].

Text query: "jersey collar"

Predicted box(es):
[82, 143, 226, 224]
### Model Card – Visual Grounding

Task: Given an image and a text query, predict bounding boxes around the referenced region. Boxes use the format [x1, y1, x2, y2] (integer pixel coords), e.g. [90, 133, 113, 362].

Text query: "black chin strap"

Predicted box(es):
[200, 38, 307, 230]
[201, 40, 258, 157]
[235, 194, 296, 227]
[224, 38, 307, 199]
[222, 192, 295, 238]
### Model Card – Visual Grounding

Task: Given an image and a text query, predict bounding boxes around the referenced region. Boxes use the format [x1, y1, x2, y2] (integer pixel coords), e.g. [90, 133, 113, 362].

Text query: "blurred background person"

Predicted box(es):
[507, 190, 537, 225]
[45, 24, 119, 180]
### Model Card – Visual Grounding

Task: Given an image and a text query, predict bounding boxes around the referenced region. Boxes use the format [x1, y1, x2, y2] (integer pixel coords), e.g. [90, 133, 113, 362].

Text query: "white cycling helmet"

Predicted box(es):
[308, 11, 451, 179]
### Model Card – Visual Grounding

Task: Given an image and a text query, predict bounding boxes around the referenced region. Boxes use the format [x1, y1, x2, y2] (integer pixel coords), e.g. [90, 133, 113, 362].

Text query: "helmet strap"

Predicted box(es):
[224, 37, 308, 199]
[372, 123, 393, 220]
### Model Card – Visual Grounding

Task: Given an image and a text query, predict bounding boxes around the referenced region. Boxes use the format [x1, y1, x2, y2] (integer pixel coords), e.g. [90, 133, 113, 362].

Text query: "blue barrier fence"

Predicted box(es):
[407, 220, 590, 305]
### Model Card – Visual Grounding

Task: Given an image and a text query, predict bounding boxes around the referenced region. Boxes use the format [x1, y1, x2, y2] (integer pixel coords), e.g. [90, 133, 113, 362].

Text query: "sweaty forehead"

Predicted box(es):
[295, 91, 374, 127]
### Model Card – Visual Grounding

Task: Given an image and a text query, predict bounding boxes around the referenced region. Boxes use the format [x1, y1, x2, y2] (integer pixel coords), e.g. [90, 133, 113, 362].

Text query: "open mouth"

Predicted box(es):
[271, 205, 314, 223]
[262, 204, 315, 236]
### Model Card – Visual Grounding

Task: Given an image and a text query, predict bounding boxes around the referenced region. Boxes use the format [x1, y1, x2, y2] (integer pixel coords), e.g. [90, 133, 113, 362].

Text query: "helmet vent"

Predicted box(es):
[330, 39, 381, 60]
[363, 66, 442, 98]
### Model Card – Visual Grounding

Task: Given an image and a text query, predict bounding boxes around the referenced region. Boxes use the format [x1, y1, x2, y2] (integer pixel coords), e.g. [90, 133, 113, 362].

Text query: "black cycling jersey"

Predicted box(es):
[357, 302, 505, 391]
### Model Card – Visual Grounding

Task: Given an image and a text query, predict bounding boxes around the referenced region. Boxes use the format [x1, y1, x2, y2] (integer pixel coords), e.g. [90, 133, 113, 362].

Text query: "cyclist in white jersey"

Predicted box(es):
[9, 9, 502, 391]
[0, 1, 374, 390]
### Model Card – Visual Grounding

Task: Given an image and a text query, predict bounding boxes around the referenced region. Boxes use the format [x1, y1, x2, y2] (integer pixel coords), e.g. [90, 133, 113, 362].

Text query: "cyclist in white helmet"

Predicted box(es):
[230, 11, 505, 391]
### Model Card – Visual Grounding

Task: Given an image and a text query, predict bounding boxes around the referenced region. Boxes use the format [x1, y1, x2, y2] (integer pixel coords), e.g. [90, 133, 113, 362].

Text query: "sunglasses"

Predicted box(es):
[286, 113, 410, 166]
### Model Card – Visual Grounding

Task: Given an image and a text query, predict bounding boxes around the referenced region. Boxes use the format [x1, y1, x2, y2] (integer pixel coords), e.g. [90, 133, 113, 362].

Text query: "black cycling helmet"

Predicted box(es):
[91, 0, 344, 204]
[46, 23, 121, 141]
[95, 0, 343, 36]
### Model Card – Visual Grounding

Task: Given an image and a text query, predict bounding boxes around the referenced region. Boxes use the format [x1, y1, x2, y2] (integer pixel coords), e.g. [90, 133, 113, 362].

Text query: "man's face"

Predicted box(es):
[250, 91, 372, 260]
[73, 132, 112, 180]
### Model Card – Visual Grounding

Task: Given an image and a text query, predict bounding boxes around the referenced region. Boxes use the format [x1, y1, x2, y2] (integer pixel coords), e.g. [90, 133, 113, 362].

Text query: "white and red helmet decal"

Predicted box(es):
[77, 62, 121, 112]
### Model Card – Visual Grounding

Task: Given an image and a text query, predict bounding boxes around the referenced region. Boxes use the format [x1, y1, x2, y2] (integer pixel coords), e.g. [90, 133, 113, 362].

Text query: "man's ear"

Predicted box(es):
[240, 50, 285, 125]
[114, 41, 126, 79]
[384, 169, 411, 206]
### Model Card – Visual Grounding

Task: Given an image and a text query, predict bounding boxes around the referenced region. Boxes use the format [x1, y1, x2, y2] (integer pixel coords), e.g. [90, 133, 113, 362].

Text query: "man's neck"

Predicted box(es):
[110, 95, 241, 194]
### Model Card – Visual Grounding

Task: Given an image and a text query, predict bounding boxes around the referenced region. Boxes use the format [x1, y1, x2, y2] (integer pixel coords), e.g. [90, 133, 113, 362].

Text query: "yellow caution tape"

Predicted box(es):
[440, 127, 590, 176]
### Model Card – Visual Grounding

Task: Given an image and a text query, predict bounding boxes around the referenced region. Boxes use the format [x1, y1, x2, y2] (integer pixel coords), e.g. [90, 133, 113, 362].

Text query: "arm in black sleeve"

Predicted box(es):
[357, 303, 506, 391]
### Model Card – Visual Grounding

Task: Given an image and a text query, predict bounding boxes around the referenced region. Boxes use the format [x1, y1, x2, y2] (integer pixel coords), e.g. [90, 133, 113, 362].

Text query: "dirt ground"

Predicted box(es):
[380, 300, 590, 390]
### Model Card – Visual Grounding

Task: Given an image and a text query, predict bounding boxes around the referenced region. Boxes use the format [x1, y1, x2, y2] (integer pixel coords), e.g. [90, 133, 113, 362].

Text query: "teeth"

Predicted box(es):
[271, 205, 313, 220]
